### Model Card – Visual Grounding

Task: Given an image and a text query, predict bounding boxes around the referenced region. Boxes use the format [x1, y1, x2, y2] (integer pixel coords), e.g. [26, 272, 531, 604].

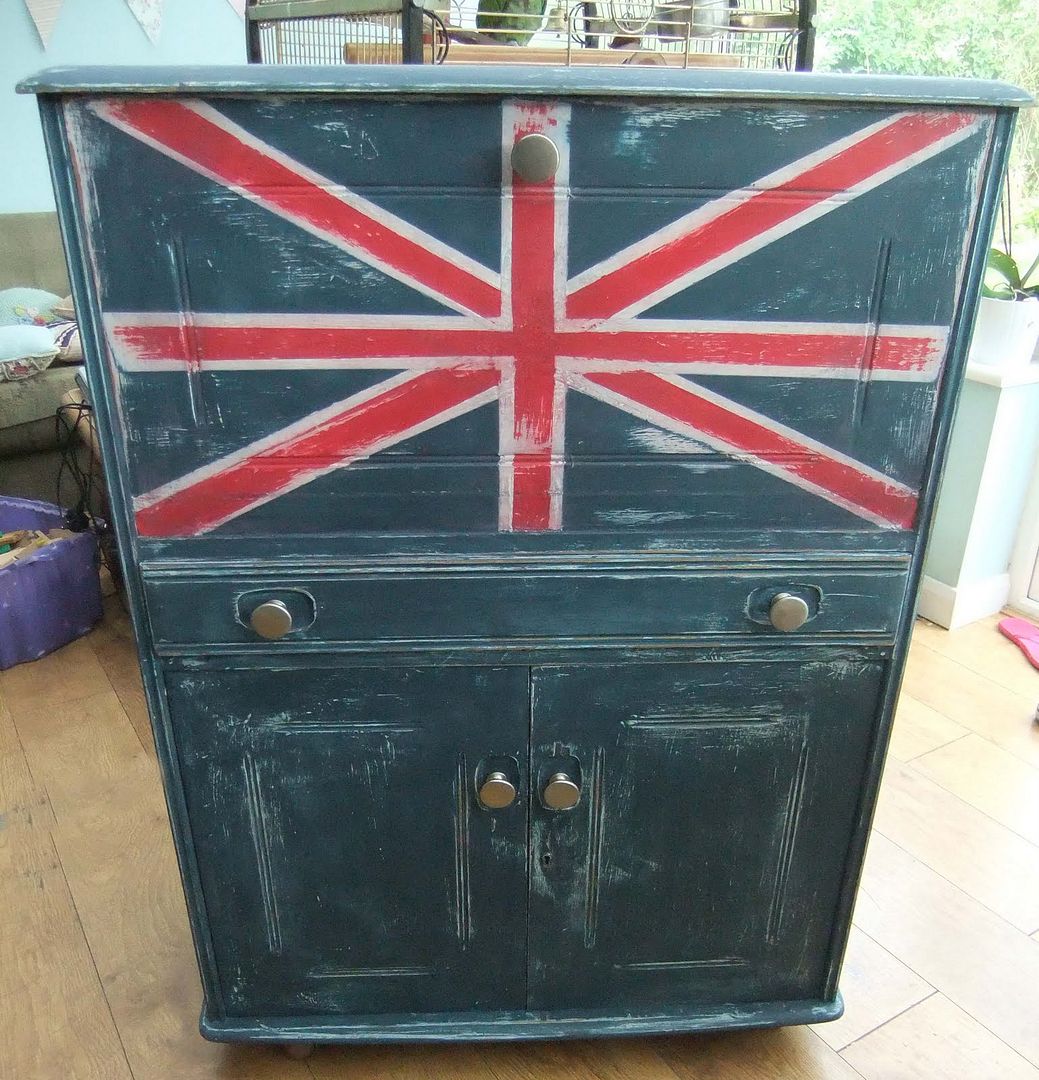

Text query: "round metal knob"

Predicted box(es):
[542, 772, 581, 811]
[769, 592, 810, 633]
[249, 599, 294, 640]
[511, 133, 560, 184]
[478, 771, 517, 810]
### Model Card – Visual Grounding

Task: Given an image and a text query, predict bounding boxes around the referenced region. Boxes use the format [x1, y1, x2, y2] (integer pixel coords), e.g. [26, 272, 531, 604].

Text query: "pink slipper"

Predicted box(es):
[998, 617, 1039, 670]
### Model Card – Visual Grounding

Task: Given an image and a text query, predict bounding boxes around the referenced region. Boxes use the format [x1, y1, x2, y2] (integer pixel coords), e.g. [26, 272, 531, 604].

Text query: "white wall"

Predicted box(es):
[921, 365, 1039, 628]
[1, 0, 246, 215]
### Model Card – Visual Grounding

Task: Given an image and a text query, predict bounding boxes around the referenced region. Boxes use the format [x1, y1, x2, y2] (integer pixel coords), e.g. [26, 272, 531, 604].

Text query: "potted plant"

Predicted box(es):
[968, 246, 1039, 367]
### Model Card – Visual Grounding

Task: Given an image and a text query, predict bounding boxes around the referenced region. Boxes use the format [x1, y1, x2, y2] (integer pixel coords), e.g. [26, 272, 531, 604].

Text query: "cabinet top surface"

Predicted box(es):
[18, 64, 1031, 108]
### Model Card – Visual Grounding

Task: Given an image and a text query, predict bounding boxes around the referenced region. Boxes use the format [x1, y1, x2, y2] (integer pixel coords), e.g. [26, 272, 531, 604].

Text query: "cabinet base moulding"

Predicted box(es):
[198, 994, 845, 1044]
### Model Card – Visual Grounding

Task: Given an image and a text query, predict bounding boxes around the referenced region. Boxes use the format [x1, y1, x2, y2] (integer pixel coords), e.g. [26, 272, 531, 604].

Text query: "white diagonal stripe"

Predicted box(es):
[565, 115, 981, 321]
[90, 100, 501, 320]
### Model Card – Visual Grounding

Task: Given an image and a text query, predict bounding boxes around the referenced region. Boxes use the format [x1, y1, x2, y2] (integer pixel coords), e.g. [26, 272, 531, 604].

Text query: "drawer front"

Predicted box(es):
[143, 568, 908, 646]
[65, 93, 992, 554]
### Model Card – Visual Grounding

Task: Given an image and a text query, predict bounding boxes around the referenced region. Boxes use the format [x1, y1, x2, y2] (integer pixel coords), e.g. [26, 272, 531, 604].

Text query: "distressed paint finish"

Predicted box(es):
[527, 658, 885, 1011]
[22, 66, 1022, 1046]
[140, 566, 911, 647]
[167, 665, 530, 1017]
[58, 94, 994, 545]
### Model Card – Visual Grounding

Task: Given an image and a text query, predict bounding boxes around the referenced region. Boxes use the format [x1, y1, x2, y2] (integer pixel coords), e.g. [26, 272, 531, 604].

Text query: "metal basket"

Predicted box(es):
[246, 0, 813, 69]
[246, 0, 437, 64]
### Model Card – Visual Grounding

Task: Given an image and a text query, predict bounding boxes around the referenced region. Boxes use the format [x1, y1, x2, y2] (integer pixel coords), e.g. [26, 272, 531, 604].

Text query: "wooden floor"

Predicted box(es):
[2, 602, 1038, 1080]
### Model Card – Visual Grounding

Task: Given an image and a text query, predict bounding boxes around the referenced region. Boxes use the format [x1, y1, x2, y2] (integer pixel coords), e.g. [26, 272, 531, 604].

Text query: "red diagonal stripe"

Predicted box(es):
[98, 100, 501, 320]
[567, 111, 976, 321]
[581, 370, 918, 529]
[561, 327, 943, 373]
[135, 364, 499, 537]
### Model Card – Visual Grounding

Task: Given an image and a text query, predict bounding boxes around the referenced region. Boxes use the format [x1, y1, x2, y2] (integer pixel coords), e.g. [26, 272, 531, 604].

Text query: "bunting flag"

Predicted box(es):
[24, 0, 64, 46]
[125, 0, 163, 43]
[24, 0, 242, 51]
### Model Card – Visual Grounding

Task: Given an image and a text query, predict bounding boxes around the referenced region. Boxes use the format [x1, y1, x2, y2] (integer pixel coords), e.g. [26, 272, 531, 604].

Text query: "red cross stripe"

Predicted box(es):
[80, 98, 979, 537]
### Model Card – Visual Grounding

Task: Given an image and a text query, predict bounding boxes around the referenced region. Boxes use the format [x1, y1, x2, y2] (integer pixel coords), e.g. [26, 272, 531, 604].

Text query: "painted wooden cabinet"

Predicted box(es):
[24, 65, 1025, 1049]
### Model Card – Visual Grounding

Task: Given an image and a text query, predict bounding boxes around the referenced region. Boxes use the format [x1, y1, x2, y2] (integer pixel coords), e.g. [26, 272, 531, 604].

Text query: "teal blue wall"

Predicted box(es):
[1, 0, 245, 215]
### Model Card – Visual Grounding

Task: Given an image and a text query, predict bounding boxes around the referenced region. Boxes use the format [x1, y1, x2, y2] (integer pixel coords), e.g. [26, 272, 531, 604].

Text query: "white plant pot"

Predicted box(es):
[967, 295, 1039, 368]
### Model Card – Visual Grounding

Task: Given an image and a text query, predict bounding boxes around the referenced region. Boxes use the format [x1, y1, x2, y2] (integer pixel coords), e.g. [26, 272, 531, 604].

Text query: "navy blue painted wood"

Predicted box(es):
[45, 93, 995, 553]
[23, 66, 1021, 1047]
[197, 994, 845, 1043]
[166, 664, 530, 1017]
[142, 566, 908, 646]
[19, 65, 1032, 106]
[527, 657, 883, 1011]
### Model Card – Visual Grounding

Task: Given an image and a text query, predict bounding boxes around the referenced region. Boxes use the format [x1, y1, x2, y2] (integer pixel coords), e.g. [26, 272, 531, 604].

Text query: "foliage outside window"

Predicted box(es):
[815, 0, 1039, 252]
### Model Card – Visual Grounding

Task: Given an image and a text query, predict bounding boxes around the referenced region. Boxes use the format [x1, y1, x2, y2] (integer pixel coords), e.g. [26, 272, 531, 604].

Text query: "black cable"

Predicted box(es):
[54, 400, 117, 582]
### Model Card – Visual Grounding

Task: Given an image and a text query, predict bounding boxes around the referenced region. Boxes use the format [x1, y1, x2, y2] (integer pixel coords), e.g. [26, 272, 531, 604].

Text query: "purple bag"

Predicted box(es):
[0, 496, 102, 669]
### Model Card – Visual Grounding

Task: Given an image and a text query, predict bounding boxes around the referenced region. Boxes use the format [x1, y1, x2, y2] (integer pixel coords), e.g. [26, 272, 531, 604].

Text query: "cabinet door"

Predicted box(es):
[166, 664, 529, 1017]
[528, 657, 884, 1011]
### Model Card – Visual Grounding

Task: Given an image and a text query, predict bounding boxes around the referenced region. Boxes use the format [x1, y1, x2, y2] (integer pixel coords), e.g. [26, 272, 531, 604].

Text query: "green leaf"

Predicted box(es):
[987, 247, 1022, 290]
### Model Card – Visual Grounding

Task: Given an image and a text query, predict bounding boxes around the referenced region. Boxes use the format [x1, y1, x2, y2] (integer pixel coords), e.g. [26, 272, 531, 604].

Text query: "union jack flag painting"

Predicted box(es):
[66, 94, 991, 540]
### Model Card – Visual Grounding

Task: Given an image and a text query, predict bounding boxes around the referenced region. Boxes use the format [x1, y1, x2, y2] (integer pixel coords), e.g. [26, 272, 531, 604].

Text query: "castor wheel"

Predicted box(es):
[283, 1042, 315, 1060]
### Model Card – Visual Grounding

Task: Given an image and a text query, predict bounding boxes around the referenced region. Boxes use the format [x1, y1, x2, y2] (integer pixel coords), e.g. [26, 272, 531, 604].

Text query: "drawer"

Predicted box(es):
[143, 567, 909, 647]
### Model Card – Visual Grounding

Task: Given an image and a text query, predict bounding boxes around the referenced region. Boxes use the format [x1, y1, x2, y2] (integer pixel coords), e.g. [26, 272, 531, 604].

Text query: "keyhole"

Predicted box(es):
[541, 852, 553, 867]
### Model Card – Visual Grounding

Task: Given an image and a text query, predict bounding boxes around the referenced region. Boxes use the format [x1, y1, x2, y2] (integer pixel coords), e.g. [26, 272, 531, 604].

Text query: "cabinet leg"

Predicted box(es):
[283, 1042, 316, 1060]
